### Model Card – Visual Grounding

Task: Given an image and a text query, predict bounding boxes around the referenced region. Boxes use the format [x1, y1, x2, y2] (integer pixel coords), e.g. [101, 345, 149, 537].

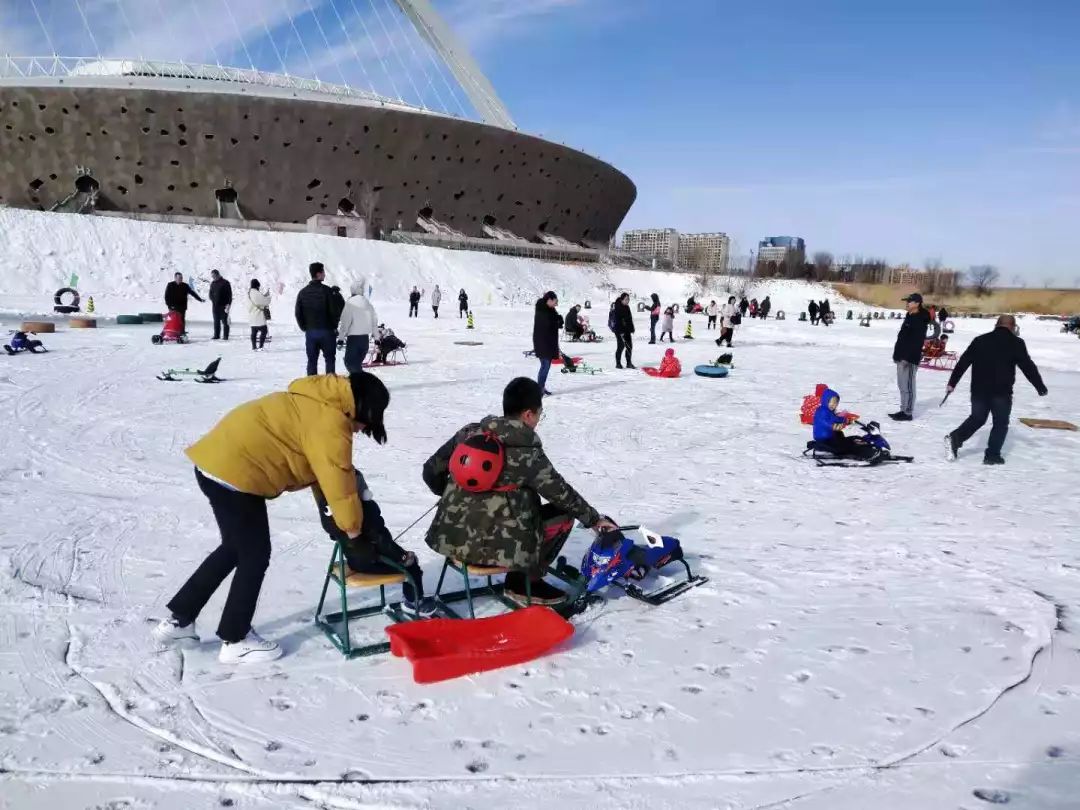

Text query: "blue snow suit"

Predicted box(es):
[812, 387, 847, 441]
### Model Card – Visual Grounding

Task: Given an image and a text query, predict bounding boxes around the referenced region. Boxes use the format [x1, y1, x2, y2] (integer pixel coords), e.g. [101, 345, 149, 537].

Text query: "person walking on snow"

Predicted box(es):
[739, 296, 749, 319]
[808, 300, 820, 325]
[408, 286, 421, 317]
[659, 306, 675, 343]
[458, 289, 469, 318]
[611, 292, 636, 369]
[533, 291, 562, 396]
[338, 277, 378, 373]
[719, 296, 738, 347]
[759, 296, 772, 320]
[247, 279, 270, 351]
[152, 372, 390, 663]
[820, 299, 832, 326]
[422, 377, 617, 606]
[890, 293, 931, 421]
[295, 262, 339, 376]
[164, 272, 204, 334]
[706, 299, 719, 330]
[649, 293, 661, 343]
[945, 315, 1047, 465]
[209, 269, 233, 341]
[431, 285, 442, 318]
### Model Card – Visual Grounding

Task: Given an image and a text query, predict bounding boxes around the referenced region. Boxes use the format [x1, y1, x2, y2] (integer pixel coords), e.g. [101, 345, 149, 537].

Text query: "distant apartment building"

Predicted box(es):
[621, 228, 679, 267]
[621, 228, 729, 272]
[758, 236, 806, 268]
[677, 232, 730, 274]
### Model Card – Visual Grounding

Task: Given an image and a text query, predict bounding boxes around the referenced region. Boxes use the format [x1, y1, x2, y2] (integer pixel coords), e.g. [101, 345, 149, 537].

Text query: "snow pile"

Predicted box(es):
[0, 208, 853, 316]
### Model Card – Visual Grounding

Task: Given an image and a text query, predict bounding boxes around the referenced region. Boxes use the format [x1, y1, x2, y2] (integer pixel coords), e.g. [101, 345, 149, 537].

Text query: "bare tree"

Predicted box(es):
[812, 251, 834, 281]
[1010, 274, 1027, 289]
[967, 265, 1000, 297]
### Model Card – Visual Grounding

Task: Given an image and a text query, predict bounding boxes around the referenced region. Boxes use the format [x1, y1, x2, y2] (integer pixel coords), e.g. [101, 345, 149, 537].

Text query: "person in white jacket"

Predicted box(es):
[337, 277, 379, 372]
[719, 295, 738, 347]
[431, 284, 442, 318]
[247, 279, 271, 351]
[705, 300, 719, 330]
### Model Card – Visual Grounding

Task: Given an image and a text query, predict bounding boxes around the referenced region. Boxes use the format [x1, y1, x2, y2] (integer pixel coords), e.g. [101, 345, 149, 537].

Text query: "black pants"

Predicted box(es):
[250, 325, 267, 350]
[459, 306, 467, 318]
[409, 302, 419, 317]
[615, 332, 633, 366]
[432, 305, 439, 318]
[168, 469, 271, 642]
[305, 329, 336, 375]
[659, 330, 673, 342]
[953, 395, 1012, 457]
[649, 315, 658, 343]
[707, 315, 717, 329]
[503, 504, 576, 584]
[212, 305, 230, 340]
[825, 434, 876, 460]
[810, 313, 818, 325]
[719, 327, 733, 346]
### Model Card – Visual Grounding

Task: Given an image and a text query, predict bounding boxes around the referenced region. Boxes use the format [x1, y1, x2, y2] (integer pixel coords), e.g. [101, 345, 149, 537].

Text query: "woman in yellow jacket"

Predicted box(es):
[153, 371, 389, 664]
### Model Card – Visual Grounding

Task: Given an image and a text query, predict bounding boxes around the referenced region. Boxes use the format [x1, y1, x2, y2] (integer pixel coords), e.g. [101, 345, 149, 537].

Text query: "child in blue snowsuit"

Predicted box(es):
[813, 387, 878, 461]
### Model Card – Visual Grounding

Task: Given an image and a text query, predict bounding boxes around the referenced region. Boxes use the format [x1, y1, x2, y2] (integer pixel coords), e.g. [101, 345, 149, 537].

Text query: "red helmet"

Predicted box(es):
[449, 432, 515, 493]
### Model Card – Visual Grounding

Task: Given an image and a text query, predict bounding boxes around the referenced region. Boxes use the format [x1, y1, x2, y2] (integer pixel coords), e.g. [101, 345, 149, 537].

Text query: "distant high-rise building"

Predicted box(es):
[621, 228, 679, 267]
[677, 232, 730, 274]
[621, 228, 729, 272]
[758, 236, 806, 268]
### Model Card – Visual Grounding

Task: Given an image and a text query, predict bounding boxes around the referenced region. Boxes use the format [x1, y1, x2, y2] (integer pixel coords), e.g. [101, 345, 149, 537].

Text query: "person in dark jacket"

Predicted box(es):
[759, 295, 772, 320]
[208, 269, 233, 341]
[890, 293, 932, 420]
[739, 297, 749, 318]
[648, 293, 661, 343]
[164, 272, 204, 333]
[808, 300, 819, 325]
[612, 292, 636, 369]
[294, 262, 338, 375]
[565, 304, 584, 341]
[945, 315, 1048, 464]
[409, 286, 421, 317]
[458, 289, 469, 318]
[533, 291, 561, 395]
[939, 306, 950, 324]
[820, 299, 832, 325]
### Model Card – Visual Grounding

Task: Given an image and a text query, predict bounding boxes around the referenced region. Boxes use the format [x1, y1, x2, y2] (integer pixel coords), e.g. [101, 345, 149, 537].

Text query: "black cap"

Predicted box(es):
[901, 293, 923, 304]
[349, 371, 390, 445]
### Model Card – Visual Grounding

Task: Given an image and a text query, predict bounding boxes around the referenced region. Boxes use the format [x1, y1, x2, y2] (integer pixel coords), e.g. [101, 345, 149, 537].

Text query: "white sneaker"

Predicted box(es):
[152, 617, 199, 646]
[218, 630, 282, 664]
[944, 433, 959, 462]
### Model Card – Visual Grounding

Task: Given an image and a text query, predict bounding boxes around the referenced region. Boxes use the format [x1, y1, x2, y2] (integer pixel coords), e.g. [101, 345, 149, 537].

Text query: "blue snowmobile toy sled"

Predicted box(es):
[4, 331, 46, 355]
[556, 525, 708, 606]
[803, 420, 913, 468]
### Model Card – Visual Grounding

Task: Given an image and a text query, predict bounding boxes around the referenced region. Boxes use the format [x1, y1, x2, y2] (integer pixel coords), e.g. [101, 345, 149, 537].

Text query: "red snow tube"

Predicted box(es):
[386, 606, 574, 684]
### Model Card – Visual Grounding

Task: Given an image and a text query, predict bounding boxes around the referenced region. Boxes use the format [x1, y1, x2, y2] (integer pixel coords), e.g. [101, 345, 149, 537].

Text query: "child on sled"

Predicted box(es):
[812, 387, 882, 464]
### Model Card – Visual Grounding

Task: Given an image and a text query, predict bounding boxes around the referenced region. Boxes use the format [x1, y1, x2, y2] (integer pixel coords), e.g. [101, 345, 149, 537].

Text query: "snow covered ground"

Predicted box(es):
[2, 217, 1080, 810]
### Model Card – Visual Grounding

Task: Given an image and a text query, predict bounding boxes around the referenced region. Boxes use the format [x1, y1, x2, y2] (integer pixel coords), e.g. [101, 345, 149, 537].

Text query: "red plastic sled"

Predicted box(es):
[385, 606, 574, 684]
[551, 356, 583, 366]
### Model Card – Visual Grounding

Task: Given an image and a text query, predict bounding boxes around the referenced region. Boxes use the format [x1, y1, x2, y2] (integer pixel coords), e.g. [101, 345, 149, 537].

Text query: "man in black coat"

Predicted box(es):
[945, 315, 1047, 464]
[808, 300, 819, 325]
[612, 292, 636, 369]
[208, 269, 233, 341]
[533, 291, 561, 395]
[890, 293, 932, 421]
[294, 262, 338, 375]
[164, 272, 204, 333]
[409, 287, 421, 318]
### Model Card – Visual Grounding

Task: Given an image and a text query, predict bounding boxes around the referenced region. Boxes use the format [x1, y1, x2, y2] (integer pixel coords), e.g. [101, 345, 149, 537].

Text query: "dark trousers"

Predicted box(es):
[503, 504, 576, 584]
[537, 357, 552, 391]
[825, 434, 875, 460]
[719, 327, 733, 346]
[305, 329, 336, 375]
[953, 395, 1012, 457]
[343, 334, 369, 373]
[810, 313, 818, 325]
[167, 469, 271, 642]
[459, 305, 467, 318]
[707, 315, 717, 329]
[212, 305, 230, 340]
[432, 306, 439, 318]
[409, 302, 419, 317]
[250, 325, 267, 350]
[649, 315, 658, 343]
[615, 332, 633, 366]
[659, 330, 673, 342]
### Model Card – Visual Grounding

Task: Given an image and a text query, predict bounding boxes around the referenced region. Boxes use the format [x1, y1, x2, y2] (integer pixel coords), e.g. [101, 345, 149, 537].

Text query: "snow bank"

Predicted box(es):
[0, 208, 853, 315]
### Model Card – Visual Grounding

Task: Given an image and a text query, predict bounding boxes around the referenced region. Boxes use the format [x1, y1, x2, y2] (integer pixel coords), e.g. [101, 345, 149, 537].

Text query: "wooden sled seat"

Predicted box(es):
[451, 560, 509, 576]
[330, 566, 407, 588]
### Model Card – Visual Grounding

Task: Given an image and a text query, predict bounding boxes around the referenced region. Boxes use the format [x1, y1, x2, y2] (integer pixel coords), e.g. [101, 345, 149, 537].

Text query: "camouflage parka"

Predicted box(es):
[422, 415, 600, 570]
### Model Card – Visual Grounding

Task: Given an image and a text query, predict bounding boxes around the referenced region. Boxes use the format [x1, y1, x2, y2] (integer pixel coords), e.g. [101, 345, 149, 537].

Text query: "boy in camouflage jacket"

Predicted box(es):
[422, 377, 614, 605]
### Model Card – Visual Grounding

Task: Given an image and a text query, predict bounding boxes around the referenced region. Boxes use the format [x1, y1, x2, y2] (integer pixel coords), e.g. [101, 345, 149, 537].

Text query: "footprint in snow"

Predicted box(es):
[1046, 745, 1065, 758]
[268, 696, 293, 711]
[466, 760, 488, 773]
[972, 787, 1011, 804]
[681, 685, 704, 694]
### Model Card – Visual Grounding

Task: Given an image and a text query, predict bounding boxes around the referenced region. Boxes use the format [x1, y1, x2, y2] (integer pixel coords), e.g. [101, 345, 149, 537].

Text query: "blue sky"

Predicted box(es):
[2, 0, 1078, 281]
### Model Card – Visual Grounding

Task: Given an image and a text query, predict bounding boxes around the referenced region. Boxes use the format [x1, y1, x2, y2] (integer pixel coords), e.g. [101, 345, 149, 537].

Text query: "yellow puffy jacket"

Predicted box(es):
[186, 375, 361, 535]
